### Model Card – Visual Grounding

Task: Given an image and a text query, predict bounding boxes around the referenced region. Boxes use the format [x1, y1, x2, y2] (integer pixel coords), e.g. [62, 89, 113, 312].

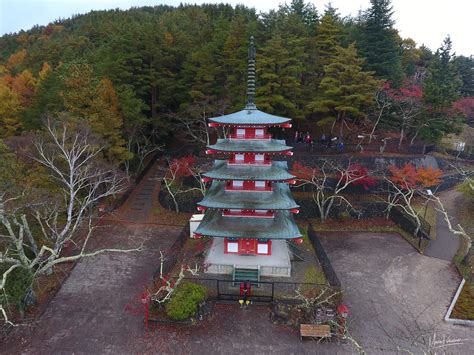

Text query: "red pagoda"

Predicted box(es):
[194, 37, 301, 279]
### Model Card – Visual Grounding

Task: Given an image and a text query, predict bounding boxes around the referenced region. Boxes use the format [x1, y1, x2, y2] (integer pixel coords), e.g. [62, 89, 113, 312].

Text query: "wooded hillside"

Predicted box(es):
[0, 0, 473, 166]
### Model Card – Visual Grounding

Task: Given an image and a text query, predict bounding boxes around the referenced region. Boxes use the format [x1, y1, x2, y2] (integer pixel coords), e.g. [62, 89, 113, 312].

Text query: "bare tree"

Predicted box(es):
[383, 177, 425, 236]
[368, 89, 391, 144]
[160, 156, 209, 213]
[150, 251, 200, 305]
[0, 120, 141, 325]
[174, 114, 211, 146]
[293, 160, 374, 223]
[427, 192, 473, 266]
[124, 128, 162, 177]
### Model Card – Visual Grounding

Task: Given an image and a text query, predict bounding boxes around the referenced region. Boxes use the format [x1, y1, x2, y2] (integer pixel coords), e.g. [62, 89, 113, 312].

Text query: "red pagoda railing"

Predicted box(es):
[225, 184, 273, 192]
[228, 133, 272, 140]
[227, 159, 271, 166]
[223, 209, 275, 218]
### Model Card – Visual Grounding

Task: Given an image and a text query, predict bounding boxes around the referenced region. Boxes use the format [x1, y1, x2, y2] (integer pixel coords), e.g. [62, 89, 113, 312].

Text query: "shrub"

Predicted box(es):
[165, 282, 206, 321]
[0, 264, 33, 309]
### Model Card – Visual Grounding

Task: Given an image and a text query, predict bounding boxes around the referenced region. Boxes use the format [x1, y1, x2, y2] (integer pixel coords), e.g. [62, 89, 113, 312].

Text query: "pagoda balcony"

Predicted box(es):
[223, 209, 275, 218]
[227, 154, 271, 166]
[207, 138, 292, 154]
[228, 133, 272, 140]
[225, 183, 273, 192]
[227, 160, 271, 166]
[204, 160, 295, 182]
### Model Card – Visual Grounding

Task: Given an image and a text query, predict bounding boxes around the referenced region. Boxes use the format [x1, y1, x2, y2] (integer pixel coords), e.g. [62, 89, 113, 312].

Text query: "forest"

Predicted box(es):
[0, 0, 473, 171]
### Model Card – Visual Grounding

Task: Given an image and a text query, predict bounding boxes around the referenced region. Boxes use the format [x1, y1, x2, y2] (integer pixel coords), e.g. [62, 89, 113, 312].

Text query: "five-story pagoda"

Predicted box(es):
[194, 37, 301, 278]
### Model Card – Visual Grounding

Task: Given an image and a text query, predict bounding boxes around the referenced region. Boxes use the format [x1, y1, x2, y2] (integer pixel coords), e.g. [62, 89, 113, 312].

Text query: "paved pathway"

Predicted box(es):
[319, 232, 473, 354]
[425, 189, 461, 261]
[3, 162, 186, 354]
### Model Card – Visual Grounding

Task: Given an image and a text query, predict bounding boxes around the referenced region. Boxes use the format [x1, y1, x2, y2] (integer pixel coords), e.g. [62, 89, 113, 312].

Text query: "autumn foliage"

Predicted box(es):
[168, 155, 196, 178]
[384, 80, 423, 101]
[291, 161, 317, 181]
[342, 164, 377, 190]
[388, 163, 442, 189]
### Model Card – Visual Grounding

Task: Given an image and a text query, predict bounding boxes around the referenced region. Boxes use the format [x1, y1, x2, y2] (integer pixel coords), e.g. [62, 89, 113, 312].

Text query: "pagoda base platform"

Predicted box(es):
[204, 238, 291, 277]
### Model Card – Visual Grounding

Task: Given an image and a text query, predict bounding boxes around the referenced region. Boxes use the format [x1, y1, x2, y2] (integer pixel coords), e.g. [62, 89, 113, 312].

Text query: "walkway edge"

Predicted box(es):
[444, 278, 474, 326]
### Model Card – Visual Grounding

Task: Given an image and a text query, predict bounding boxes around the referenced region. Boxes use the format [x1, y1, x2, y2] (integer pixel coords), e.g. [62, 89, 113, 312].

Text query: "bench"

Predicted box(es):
[300, 324, 331, 341]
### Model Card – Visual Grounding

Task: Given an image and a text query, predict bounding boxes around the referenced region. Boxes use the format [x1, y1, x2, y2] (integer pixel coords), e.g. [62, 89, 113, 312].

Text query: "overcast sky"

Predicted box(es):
[1, 0, 472, 56]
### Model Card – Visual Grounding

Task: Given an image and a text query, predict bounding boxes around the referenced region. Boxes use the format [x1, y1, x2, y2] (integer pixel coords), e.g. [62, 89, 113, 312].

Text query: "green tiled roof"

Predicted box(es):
[195, 209, 301, 239]
[208, 108, 291, 126]
[203, 160, 294, 181]
[198, 181, 299, 210]
[208, 138, 291, 153]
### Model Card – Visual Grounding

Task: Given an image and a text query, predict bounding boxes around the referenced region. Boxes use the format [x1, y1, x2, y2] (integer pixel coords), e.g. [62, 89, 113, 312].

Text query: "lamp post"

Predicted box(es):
[420, 189, 433, 249]
[423, 189, 433, 219]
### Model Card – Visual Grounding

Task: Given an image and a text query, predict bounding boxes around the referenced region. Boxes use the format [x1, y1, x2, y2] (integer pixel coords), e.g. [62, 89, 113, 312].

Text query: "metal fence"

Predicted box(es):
[184, 277, 338, 304]
[389, 206, 431, 248]
[307, 224, 342, 288]
[291, 142, 434, 155]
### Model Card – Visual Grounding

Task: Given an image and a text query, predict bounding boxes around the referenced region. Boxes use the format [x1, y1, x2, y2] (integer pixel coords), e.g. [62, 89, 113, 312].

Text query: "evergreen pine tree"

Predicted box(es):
[256, 34, 306, 119]
[21, 67, 63, 130]
[304, 7, 342, 106]
[360, 0, 403, 85]
[309, 43, 380, 137]
[222, 15, 250, 110]
[454, 55, 474, 97]
[419, 36, 463, 142]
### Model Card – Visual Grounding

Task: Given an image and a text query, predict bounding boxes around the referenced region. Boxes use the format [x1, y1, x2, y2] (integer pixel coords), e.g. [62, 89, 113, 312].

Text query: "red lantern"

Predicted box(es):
[294, 238, 304, 245]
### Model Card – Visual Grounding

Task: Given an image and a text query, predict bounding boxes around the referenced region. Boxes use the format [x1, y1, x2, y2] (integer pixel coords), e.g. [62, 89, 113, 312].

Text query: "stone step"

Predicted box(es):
[233, 267, 259, 284]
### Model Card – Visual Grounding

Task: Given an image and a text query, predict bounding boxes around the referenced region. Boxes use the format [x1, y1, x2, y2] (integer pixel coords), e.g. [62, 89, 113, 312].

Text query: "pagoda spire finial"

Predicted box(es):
[245, 35, 257, 110]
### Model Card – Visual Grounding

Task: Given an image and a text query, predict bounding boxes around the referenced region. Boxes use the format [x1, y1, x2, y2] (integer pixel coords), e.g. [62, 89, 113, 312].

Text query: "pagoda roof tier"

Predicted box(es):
[198, 181, 299, 210]
[203, 160, 294, 181]
[208, 138, 291, 153]
[208, 108, 291, 126]
[195, 210, 301, 240]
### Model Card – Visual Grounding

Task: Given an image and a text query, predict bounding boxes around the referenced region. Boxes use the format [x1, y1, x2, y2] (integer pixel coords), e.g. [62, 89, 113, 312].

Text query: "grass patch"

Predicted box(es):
[303, 264, 327, 285]
[453, 237, 473, 282]
[301, 217, 429, 253]
[452, 193, 474, 283]
[451, 283, 474, 320]
[300, 231, 315, 253]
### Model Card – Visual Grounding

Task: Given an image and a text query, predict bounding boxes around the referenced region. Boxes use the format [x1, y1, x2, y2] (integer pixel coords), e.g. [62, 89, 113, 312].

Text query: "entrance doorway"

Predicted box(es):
[240, 238, 257, 254]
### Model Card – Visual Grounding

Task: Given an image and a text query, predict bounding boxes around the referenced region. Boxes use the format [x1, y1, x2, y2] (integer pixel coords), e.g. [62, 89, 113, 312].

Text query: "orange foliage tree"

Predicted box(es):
[385, 163, 443, 237]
